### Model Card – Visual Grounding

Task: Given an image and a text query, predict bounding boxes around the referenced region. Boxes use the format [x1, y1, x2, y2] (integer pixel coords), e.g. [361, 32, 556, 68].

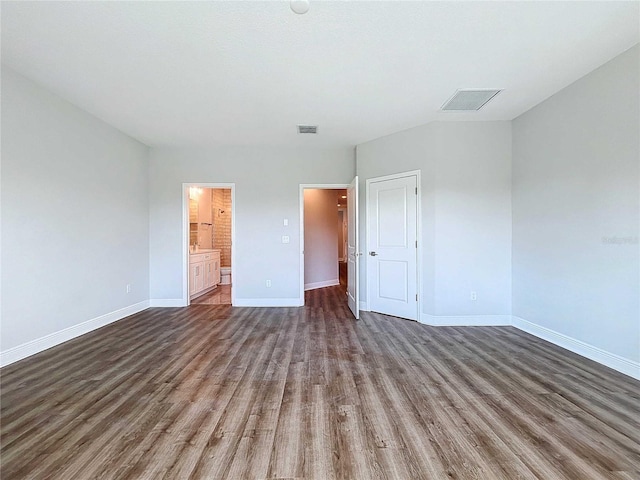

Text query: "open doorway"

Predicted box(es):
[300, 185, 350, 306]
[183, 183, 235, 306]
[299, 179, 359, 317]
[303, 188, 347, 292]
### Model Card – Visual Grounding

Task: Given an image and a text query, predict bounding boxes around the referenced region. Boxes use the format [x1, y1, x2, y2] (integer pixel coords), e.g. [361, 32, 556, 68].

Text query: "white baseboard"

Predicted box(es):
[0, 300, 150, 367]
[234, 298, 302, 307]
[304, 279, 339, 291]
[359, 301, 368, 312]
[420, 313, 512, 326]
[512, 316, 640, 380]
[4, 299, 635, 382]
[150, 299, 185, 307]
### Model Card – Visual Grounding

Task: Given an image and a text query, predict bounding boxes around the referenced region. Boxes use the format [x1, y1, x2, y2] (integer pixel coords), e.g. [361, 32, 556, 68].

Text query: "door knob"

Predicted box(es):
[369, 251, 378, 256]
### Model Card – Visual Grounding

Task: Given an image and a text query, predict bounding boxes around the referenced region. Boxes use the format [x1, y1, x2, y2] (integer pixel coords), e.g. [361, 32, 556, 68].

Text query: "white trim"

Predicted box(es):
[417, 313, 639, 379]
[420, 313, 512, 326]
[359, 301, 369, 312]
[149, 299, 185, 307]
[415, 171, 423, 324]
[348, 175, 360, 319]
[182, 183, 236, 307]
[304, 279, 340, 291]
[0, 301, 150, 367]
[512, 316, 640, 381]
[299, 183, 349, 307]
[182, 186, 189, 306]
[365, 170, 422, 321]
[234, 298, 302, 307]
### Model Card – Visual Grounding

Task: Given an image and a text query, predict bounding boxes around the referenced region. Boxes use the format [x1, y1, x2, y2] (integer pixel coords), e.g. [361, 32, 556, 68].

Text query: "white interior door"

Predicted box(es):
[367, 174, 418, 320]
[347, 176, 359, 319]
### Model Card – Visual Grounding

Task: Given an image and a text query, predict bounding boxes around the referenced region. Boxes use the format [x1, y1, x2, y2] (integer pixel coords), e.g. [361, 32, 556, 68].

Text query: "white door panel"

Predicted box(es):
[367, 174, 418, 320]
[377, 188, 408, 247]
[347, 176, 359, 319]
[378, 260, 409, 302]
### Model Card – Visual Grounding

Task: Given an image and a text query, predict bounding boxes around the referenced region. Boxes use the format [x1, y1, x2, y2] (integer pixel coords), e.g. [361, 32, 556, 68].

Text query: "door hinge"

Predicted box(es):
[415, 187, 418, 195]
[415, 240, 417, 248]
[415, 294, 418, 301]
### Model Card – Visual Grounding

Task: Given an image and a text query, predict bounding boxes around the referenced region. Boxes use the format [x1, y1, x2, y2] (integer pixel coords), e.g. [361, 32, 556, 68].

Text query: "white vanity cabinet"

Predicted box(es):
[189, 261, 204, 296]
[204, 255, 220, 289]
[189, 249, 221, 299]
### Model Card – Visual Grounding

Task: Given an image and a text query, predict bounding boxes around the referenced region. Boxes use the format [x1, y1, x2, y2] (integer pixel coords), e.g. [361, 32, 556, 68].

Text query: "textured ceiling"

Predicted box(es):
[2, 1, 638, 148]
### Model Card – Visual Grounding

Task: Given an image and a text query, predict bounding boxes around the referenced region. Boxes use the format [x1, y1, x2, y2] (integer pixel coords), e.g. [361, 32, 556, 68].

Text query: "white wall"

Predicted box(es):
[304, 189, 339, 289]
[1, 67, 150, 356]
[356, 121, 512, 320]
[512, 45, 639, 363]
[149, 147, 354, 305]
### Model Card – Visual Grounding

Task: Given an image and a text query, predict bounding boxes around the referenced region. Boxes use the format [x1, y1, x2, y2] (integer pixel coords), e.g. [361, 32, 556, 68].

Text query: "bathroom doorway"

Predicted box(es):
[182, 183, 235, 306]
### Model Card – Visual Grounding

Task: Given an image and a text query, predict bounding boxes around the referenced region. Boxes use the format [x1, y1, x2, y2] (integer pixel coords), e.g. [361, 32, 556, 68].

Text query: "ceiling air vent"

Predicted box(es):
[441, 89, 502, 111]
[297, 125, 318, 134]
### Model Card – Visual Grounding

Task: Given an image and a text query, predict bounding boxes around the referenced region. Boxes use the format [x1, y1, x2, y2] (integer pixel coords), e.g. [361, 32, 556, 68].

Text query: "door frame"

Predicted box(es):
[182, 182, 236, 306]
[364, 170, 422, 319]
[299, 183, 350, 306]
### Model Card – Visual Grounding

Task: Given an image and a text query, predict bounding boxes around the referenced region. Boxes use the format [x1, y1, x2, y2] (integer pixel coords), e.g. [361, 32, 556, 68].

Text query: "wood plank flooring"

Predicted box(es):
[2, 286, 639, 479]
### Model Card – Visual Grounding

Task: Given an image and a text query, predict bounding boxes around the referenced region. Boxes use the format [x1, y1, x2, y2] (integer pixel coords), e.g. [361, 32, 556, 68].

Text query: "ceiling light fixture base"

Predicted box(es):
[290, 0, 310, 15]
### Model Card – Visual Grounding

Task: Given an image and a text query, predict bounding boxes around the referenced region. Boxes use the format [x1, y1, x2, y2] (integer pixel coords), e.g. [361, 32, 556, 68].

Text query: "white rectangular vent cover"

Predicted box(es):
[441, 89, 502, 111]
[297, 125, 318, 134]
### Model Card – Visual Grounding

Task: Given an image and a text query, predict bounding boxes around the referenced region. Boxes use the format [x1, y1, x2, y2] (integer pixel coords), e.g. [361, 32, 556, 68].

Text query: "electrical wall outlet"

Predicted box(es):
[266, 280, 272, 288]
[126, 284, 132, 294]
[470, 291, 477, 301]
[282, 235, 290, 243]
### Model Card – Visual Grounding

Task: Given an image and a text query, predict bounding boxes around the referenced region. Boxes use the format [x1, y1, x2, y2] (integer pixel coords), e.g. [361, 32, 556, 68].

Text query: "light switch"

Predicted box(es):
[282, 235, 290, 244]
[283, 218, 289, 226]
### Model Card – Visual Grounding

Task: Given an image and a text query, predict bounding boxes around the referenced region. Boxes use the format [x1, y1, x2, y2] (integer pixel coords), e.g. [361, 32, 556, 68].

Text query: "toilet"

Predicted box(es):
[220, 267, 231, 285]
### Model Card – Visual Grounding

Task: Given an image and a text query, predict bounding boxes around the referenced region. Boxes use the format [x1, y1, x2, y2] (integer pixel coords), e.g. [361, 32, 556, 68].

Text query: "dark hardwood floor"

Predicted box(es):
[1, 286, 639, 479]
